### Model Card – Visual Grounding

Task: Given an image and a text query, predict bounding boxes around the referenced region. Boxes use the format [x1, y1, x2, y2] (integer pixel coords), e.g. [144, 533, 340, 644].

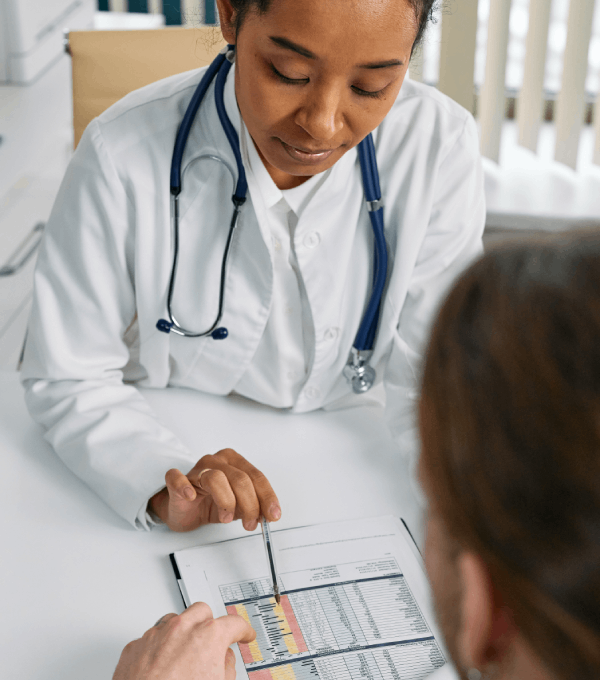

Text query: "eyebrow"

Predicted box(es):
[269, 36, 403, 69]
[270, 36, 316, 59]
[360, 59, 404, 70]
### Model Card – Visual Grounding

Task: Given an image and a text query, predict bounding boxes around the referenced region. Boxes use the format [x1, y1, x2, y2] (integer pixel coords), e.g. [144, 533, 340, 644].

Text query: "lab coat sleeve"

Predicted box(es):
[20, 120, 193, 530]
[383, 113, 485, 482]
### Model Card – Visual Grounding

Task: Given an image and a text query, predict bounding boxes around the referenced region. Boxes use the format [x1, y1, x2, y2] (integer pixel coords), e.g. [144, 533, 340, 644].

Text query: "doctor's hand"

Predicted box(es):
[112, 602, 255, 680]
[148, 448, 282, 532]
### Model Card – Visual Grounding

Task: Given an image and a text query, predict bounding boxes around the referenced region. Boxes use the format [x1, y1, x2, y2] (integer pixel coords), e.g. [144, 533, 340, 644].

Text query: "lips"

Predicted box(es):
[279, 139, 337, 165]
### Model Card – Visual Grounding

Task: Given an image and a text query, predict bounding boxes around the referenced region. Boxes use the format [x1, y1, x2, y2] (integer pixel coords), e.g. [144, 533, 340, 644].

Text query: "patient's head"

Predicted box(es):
[419, 233, 600, 680]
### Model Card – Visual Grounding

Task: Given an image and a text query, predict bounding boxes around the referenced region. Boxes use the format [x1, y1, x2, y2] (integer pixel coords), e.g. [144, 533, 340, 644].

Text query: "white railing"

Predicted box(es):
[415, 0, 600, 171]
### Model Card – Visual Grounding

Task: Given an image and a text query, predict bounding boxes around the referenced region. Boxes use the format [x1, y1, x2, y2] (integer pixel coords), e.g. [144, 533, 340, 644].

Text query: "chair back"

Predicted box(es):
[68, 27, 226, 147]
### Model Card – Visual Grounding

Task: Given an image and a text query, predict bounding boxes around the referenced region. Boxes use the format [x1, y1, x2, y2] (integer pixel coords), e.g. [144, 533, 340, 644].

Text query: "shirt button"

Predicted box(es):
[284, 304, 294, 315]
[272, 237, 282, 252]
[303, 232, 320, 249]
[305, 386, 321, 400]
[324, 327, 339, 341]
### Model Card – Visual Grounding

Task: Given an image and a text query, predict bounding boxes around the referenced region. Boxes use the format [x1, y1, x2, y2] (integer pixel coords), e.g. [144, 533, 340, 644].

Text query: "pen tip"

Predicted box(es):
[276, 594, 281, 604]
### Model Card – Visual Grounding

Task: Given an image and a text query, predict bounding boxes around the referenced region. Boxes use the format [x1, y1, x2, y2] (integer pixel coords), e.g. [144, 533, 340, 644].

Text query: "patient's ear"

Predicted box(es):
[216, 0, 237, 44]
[457, 552, 516, 672]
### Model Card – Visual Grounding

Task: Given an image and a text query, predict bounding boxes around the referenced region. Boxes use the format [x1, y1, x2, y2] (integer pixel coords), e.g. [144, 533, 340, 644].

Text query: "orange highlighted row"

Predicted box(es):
[279, 595, 308, 653]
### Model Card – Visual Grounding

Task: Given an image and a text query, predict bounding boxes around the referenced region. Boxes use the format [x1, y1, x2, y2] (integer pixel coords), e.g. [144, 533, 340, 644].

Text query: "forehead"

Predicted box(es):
[244, 0, 417, 59]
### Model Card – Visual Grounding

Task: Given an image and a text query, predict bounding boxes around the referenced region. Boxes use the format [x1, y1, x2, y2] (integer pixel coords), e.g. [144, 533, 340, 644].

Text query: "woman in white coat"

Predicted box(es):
[21, 0, 485, 532]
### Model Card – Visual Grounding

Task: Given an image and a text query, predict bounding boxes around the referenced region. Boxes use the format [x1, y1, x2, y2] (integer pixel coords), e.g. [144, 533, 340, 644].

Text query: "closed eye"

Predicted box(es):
[270, 63, 308, 85]
[351, 85, 387, 100]
[271, 62, 388, 100]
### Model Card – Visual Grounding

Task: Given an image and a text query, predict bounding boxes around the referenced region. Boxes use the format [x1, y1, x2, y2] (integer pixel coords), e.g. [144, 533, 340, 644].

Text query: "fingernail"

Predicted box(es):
[183, 486, 195, 501]
[270, 504, 281, 520]
[222, 511, 234, 523]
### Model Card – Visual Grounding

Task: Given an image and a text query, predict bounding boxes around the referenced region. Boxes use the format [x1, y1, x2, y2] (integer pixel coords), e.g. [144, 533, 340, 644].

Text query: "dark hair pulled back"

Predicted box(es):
[421, 232, 600, 679]
[227, 0, 437, 52]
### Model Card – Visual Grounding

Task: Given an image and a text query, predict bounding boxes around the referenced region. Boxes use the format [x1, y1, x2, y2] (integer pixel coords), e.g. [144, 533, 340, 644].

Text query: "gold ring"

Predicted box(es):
[197, 468, 212, 491]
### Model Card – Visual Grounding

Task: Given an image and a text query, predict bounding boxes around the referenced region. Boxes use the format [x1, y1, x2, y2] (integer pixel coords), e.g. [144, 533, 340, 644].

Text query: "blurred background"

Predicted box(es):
[1, 0, 599, 369]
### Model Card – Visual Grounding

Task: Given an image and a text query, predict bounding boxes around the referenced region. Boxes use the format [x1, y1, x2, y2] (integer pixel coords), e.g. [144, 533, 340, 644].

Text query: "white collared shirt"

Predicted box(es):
[233, 121, 330, 407]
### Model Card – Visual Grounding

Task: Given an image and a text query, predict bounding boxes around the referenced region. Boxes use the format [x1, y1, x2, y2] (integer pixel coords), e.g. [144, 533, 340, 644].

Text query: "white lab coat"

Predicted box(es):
[21, 63, 485, 529]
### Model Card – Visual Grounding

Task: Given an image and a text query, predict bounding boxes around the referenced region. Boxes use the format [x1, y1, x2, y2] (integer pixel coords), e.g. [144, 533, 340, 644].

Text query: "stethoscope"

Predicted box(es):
[156, 46, 388, 394]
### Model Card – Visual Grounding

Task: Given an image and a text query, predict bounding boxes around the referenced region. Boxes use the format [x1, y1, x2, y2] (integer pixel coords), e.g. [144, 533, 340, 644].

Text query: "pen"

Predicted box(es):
[261, 517, 281, 604]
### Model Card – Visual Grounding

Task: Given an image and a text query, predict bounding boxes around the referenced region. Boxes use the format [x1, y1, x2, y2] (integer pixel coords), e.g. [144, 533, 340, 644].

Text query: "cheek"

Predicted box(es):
[424, 515, 437, 581]
[349, 74, 407, 138]
[237, 64, 294, 134]
[424, 517, 465, 665]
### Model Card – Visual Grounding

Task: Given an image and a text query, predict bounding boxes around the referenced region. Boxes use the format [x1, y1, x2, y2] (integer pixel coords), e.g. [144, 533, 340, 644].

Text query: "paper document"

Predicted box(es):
[170, 516, 447, 680]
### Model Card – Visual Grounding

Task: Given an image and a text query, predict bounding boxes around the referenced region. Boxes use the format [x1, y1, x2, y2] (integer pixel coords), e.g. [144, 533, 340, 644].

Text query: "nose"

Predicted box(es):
[294, 83, 344, 142]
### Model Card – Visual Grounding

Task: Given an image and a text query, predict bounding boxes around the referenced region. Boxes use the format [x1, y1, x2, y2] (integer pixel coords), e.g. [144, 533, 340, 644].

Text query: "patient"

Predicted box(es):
[113, 233, 600, 680]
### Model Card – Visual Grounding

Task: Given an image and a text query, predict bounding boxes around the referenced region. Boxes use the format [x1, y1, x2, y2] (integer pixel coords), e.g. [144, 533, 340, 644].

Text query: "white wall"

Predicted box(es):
[0, 0, 95, 84]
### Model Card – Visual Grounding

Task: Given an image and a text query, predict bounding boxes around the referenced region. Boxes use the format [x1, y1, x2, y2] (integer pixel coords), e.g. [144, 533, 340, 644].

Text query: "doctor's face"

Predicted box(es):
[219, 0, 417, 190]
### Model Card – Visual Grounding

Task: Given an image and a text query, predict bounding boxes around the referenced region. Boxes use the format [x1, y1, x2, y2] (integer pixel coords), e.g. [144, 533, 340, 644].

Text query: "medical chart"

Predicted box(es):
[170, 516, 447, 680]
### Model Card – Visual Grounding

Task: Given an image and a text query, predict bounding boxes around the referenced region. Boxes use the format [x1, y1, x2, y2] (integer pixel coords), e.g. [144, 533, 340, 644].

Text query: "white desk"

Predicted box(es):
[0, 371, 422, 680]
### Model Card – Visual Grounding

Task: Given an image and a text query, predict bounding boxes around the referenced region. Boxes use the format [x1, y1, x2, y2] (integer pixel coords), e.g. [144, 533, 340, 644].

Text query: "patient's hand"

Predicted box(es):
[113, 602, 255, 680]
[148, 448, 281, 532]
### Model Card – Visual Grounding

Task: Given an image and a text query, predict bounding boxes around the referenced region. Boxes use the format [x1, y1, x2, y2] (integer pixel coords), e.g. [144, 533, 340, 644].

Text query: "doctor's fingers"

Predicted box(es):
[203, 449, 282, 523]
[193, 461, 261, 530]
[165, 468, 198, 503]
[189, 467, 237, 524]
[163, 469, 235, 526]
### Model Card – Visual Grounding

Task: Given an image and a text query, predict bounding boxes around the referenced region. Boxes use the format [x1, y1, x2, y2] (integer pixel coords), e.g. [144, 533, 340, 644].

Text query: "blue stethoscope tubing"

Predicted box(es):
[156, 45, 388, 393]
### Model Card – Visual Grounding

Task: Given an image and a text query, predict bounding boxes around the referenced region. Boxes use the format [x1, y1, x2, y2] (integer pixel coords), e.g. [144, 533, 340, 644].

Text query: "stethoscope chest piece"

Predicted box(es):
[343, 348, 376, 394]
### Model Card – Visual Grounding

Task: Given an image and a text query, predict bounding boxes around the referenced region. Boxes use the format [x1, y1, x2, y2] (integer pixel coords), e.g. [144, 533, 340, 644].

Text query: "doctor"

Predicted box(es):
[21, 0, 485, 531]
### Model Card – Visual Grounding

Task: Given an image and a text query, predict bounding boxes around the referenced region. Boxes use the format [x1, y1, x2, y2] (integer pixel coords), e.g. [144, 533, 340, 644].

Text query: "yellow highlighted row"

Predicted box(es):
[271, 664, 297, 680]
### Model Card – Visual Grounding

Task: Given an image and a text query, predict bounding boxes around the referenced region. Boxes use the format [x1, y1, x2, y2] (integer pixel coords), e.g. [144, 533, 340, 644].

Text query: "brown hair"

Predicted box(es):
[420, 232, 600, 678]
